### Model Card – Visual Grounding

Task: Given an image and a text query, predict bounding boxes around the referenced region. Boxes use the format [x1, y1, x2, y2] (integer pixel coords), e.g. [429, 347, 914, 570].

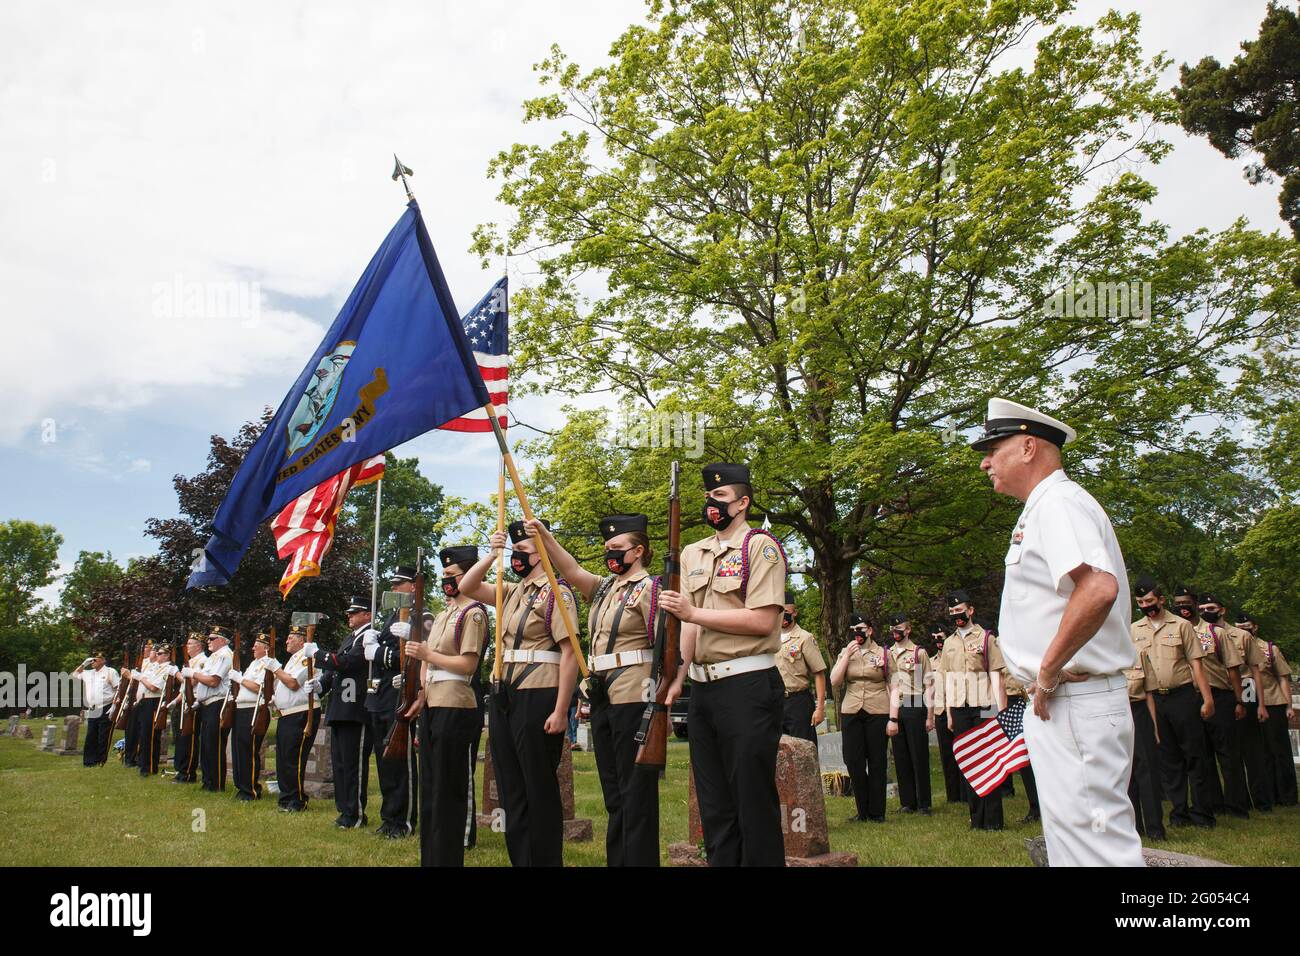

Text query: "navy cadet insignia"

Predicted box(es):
[761, 544, 778, 563]
[286, 342, 355, 456]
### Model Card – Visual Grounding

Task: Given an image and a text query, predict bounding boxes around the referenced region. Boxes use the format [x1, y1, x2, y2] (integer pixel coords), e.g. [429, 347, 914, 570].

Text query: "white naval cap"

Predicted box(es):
[968, 397, 1077, 452]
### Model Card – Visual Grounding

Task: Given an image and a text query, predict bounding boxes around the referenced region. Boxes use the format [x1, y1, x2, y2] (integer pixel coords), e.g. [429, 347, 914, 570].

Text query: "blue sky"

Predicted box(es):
[0, 0, 1286, 605]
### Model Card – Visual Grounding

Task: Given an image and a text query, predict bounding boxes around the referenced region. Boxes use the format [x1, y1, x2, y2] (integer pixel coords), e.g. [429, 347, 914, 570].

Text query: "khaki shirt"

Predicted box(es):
[424, 601, 486, 709]
[1193, 620, 1244, 691]
[1254, 638, 1294, 707]
[934, 626, 1005, 709]
[1124, 644, 1159, 702]
[1131, 611, 1202, 691]
[499, 578, 576, 691]
[776, 624, 827, 694]
[887, 640, 931, 704]
[680, 525, 786, 665]
[588, 570, 655, 706]
[839, 640, 891, 715]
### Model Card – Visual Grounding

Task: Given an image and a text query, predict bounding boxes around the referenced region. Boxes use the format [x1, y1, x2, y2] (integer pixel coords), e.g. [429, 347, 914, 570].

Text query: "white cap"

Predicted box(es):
[968, 397, 1076, 451]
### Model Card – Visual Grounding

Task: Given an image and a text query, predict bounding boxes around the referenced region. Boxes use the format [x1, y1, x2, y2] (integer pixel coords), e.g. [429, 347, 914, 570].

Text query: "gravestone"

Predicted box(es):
[1025, 836, 1230, 868]
[14, 724, 33, 739]
[478, 738, 593, 842]
[669, 734, 857, 866]
[38, 724, 57, 752]
[6, 715, 19, 736]
[303, 735, 334, 799]
[53, 715, 82, 755]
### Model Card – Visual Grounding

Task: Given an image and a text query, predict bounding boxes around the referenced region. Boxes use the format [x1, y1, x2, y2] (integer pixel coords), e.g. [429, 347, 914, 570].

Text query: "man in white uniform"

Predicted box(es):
[971, 397, 1142, 867]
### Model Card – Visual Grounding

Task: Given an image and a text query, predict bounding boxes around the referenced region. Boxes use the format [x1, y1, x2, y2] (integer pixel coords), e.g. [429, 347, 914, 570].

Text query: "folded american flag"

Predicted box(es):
[440, 276, 508, 432]
[271, 454, 385, 597]
[953, 696, 1031, 797]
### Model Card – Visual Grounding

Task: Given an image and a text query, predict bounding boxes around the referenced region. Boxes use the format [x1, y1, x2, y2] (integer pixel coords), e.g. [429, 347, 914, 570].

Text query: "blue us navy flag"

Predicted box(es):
[188, 201, 491, 588]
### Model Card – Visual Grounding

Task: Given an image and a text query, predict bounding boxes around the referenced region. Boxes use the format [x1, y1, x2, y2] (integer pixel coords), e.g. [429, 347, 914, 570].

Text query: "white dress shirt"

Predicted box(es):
[80, 666, 120, 717]
[272, 650, 314, 715]
[195, 646, 231, 704]
[236, 656, 275, 707]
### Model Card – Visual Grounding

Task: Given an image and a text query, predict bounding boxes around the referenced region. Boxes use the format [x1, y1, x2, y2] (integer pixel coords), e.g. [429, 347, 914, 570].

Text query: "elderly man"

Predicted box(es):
[971, 398, 1142, 867]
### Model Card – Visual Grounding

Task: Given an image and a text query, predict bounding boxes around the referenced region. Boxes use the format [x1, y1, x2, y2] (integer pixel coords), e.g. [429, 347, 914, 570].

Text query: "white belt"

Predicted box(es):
[688, 654, 776, 683]
[1052, 674, 1128, 698]
[278, 703, 311, 716]
[427, 670, 471, 684]
[501, 649, 561, 665]
[591, 649, 653, 672]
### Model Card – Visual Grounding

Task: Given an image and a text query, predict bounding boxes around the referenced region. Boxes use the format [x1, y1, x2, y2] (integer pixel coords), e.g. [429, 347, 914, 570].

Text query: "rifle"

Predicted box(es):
[251, 626, 276, 737]
[113, 642, 147, 731]
[102, 643, 135, 764]
[291, 612, 324, 723]
[153, 638, 177, 732]
[383, 549, 424, 762]
[179, 633, 198, 737]
[219, 631, 241, 731]
[635, 460, 681, 771]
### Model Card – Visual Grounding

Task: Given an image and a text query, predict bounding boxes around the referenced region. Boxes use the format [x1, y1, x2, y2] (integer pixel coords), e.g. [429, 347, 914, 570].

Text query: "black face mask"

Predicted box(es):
[949, 612, 969, 628]
[782, 612, 794, 627]
[892, 628, 906, 641]
[1201, 609, 1221, 623]
[441, 576, 459, 598]
[510, 550, 536, 578]
[1175, 605, 1196, 621]
[604, 548, 634, 575]
[1140, 603, 1160, 617]
[702, 496, 738, 531]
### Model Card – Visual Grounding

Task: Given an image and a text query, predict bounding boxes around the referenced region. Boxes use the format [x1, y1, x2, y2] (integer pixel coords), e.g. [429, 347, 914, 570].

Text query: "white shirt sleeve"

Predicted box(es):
[1037, 493, 1120, 595]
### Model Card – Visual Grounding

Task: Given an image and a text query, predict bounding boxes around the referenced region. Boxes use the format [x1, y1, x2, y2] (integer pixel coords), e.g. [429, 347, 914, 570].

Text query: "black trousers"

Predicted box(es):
[688, 668, 784, 867]
[591, 700, 660, 867]
[891, 704, 931, 811]
[934, 713, 962, 802]
[1264, 704, 1298, 806]
[330, 720, 372, 824]
[781, 690, 817, 743]
[466, 700, 485, 848]
[843, 710, 888, 820]
[419, 705, 478, 866]
[1154, 685, 1215, 827]
[122, 703, 140, 767]
[198, 702, 230, 792]
[1203, 687, 1249, 816]
[367, 709, 418, 833]
[489, 687, 565, 866]
[276, 709, 319, 810]
[951, 706, 1003, 829]
[231, 708, 266, 798]
[1128, 699, 1164, 838]
[1239, 703, 1272, 812]
[134, 699, 162, 775]
[174, 714, 199, 782]
[84, 714, 112, 766]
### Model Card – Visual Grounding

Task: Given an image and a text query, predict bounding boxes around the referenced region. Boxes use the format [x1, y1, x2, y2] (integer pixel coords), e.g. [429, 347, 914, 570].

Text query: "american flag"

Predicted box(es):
[953, 696, 1031, 797]
[271, 454, 386, 598]
[440, 276, 508, 432]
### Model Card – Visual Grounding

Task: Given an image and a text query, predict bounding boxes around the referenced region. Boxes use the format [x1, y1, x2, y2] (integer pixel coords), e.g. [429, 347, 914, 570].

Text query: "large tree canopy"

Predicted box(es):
[475, 0, 1300, 652]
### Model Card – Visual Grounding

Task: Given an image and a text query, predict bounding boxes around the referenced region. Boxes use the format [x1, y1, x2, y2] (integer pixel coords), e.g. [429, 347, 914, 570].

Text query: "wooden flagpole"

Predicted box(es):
[493, 460, 506, 683]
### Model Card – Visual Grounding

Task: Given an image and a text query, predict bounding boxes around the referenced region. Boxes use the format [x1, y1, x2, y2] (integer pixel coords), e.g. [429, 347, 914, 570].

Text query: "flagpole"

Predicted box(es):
[370, 478, 383, 620]
[484, 405, 589, 678]
[493, 460, 506, 683]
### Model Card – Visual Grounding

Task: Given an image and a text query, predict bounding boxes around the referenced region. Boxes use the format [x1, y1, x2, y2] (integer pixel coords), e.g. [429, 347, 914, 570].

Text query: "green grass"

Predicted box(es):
[2, 719, 1296, 865]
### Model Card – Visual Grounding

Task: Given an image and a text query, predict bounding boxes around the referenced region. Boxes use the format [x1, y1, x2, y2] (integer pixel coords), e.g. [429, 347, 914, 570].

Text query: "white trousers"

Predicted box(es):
[1021, 680, 1144, 867]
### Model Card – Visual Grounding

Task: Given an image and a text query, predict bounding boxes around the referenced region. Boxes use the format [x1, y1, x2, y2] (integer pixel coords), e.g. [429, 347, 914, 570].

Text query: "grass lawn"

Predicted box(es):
[2, 719, 1296, 866]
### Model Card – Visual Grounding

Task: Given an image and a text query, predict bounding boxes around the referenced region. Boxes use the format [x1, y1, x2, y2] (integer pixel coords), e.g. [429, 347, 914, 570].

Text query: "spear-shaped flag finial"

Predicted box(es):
[392, 154, 414, 201]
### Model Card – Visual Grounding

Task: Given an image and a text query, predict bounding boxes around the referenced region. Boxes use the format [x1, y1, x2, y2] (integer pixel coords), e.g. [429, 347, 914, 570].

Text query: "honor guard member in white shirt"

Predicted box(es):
[314, 597, 379, 828]
[936, 590, 1008, 830]
[521, 515, 661, 867]
[120, 640, 152, 769]
[271, 624, 321, 813]
[973, 397, 1143, 866]
[192, 625, 234, 792]
[461, 519, 580, 867]
[171, 634, 206, 783]
[402, 545, 488, 866]
[133, 643, 174, 776]
[229, 632, 277, 801]
[1237, 613, 1298, 807]
[777, 591, 828, 744]
[659, 462, 789, 867]
[886, 614, 934, 815]
[74, 649, 119, 767]
[368, 564, 429, 839]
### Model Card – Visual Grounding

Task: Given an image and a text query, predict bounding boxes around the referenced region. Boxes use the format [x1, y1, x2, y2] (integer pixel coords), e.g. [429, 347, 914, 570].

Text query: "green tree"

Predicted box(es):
[346, 454, 448, 579]
[1175, 3, 1300, 240]
[474, 0, 1300, 649]
[0, 520, 62, 628]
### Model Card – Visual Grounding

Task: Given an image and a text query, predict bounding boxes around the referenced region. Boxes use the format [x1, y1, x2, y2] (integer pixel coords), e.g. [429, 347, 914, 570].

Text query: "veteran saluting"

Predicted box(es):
[971, 398, 1142, 866]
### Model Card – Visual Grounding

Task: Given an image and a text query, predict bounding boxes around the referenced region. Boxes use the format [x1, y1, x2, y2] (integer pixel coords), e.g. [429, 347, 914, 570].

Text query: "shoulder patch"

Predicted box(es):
[761, 543, 778, 564]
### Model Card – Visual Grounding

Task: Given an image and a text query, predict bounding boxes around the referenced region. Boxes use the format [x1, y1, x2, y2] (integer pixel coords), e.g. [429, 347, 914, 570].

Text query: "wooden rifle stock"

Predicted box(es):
[383, 565, 423, 763]
[102, 644, 136, 764]
[219, 632, 241, 731]
[113, 644, 146, 731]
[153, 640, 177, 732]
[251, 627, 276, 737]
[636, 460, 681, 771]
[179, 638, 198, 737]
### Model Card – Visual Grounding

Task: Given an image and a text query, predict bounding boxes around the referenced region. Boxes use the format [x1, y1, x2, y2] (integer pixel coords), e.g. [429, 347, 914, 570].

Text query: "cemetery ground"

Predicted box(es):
[1, 719, 1297, 866]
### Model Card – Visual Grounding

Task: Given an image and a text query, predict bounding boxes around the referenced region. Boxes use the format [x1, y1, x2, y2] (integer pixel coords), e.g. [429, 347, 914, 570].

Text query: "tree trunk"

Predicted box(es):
[813, 550, 855, 732]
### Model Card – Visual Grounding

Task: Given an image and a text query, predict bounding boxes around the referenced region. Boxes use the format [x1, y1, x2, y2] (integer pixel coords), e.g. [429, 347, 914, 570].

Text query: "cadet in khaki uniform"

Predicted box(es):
[1124, 580, 1164, 840]
[1237, 613, 1297, 807]
[526, 515, 660, 867]
[229, 632, 277, 801]
[832, 614, 890, 823]
[1217, 605, 1271, 812]
[1132, 581, 1215, 828]
[935, 590, 1007, 830]
[462, 519, 579, 868]
[1175, 590, 1249, 818]
[403, 546, 488, 867]
[660, 462, 788, 867]
[927, 622, 962, 803]
[777, 591, 827, 743]
[885, 614, 933, 814]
